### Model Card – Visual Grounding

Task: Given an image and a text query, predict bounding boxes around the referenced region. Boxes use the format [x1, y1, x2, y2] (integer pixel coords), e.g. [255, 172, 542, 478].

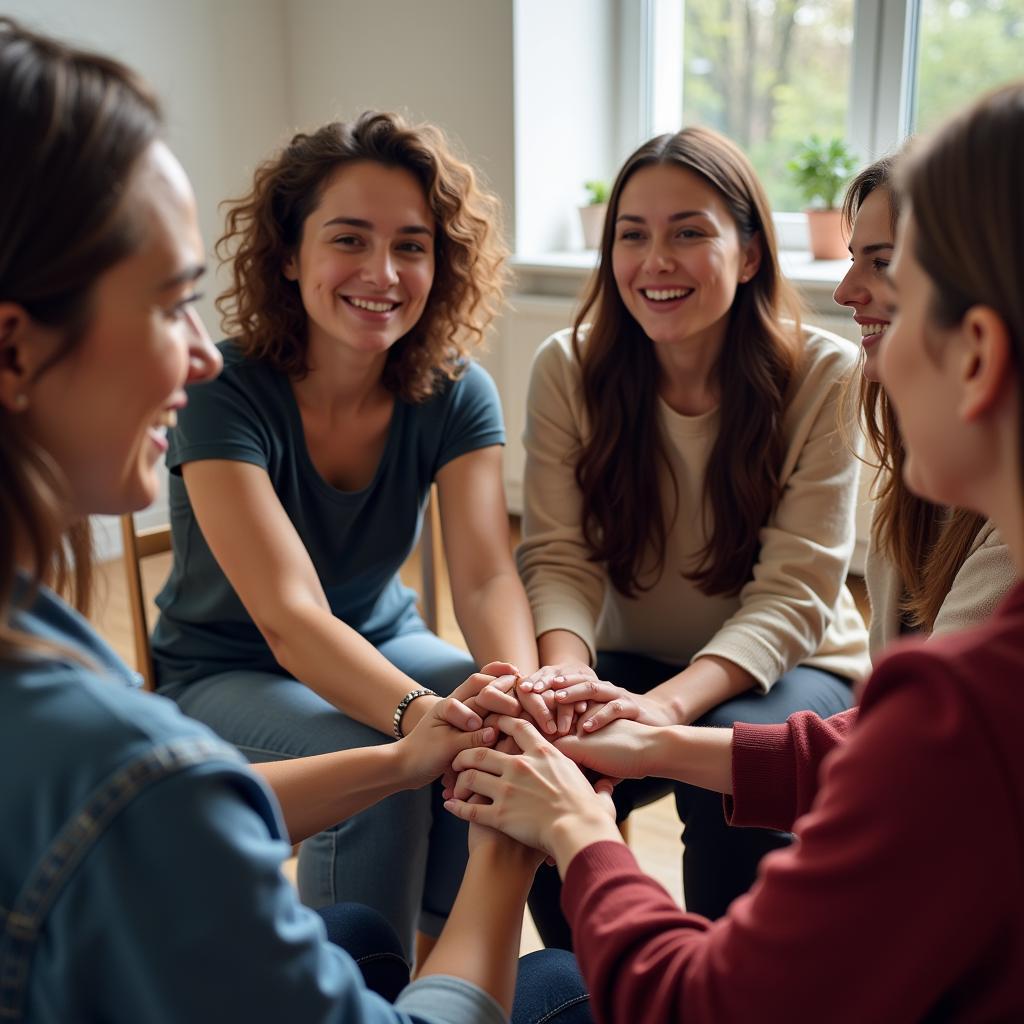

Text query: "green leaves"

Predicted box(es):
[787, 135, 859, 209]
[583, 179, 610, 205]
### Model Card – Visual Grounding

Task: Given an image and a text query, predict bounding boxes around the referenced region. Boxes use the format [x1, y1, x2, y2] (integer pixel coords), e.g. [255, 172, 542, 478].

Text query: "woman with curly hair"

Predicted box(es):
[834, 157, 1014, 652]
[150, 113, 539, 956]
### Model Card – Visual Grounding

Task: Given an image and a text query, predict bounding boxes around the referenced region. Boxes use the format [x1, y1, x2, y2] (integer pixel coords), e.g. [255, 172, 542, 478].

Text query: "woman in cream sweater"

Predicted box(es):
[833, 156, 1015, 653]
[514, 125, 870, 946]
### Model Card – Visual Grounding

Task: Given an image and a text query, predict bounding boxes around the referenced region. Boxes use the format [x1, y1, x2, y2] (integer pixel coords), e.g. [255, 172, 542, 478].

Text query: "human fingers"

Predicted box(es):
[451, 670, 516, 704]
[437, 696, 483, 733]
[466, 682, 521, 718]
[552, 678, 621, 704]
[479, 660, 520, 679]
[517, 686, 557, 734]
[577, 696, 640, 733]
[494, 714, 551, 754]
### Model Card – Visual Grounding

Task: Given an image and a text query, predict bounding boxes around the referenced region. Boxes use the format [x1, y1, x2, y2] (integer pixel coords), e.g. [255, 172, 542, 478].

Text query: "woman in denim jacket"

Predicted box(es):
[0, 19, 589, 1024]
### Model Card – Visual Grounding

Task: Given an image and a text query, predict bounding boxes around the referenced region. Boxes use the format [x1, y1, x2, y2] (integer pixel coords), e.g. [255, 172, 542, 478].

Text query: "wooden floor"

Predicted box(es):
[91, 525, 870, 955]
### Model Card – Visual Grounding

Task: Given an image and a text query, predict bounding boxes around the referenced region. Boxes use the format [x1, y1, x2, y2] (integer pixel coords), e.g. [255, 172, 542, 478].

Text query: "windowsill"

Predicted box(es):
[510, 249, 847, 294]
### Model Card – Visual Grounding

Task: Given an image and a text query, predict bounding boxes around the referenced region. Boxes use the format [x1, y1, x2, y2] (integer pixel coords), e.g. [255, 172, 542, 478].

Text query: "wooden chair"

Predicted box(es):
[119, 487, 444, 692]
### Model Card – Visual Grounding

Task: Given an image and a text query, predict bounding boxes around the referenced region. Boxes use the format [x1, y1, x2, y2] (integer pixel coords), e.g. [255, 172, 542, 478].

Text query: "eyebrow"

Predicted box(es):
[615, 210, 707, 224]
[158, 263, 206, 291]
[857, 242, 894, 255]
[322, 216, 433, 236]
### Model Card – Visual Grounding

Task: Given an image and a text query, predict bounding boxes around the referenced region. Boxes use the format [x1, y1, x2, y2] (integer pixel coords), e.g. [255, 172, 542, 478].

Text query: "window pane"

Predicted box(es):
[680, 0, 854, 210]
[913, 0, 1024, 133]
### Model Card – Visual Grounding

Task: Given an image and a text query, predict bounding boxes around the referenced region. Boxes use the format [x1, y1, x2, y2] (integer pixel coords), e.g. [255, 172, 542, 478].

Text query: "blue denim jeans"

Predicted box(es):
[528, 658, 854, 949]
[161, 620, 476, 958]
[320, 905, 592, 1022]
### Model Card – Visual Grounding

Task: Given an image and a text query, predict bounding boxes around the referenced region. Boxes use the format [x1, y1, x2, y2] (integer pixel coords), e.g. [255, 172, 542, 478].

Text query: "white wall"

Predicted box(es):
[285, 0, 515, 233]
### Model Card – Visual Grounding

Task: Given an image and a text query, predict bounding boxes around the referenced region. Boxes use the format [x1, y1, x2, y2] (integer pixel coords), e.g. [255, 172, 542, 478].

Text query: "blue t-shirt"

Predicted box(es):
[1, 580, 504, 1023]
[151, 342, 505, 687]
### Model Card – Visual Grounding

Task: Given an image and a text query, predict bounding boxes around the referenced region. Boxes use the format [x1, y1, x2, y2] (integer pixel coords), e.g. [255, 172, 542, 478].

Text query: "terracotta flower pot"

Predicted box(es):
[806, 208, 847, 260]
[578, 202, 608, 249]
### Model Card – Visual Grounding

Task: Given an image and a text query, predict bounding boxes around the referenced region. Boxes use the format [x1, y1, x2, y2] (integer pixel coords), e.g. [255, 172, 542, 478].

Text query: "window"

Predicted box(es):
[913, 0, 1024, 132]
[640, 0, 1023, 212]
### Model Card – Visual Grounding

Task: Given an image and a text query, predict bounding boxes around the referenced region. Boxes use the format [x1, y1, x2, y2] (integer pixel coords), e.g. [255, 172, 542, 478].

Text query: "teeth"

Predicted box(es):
[860, 323, 887, 337]
[154, 409, 177, 429]
[348, 297, 397, 313]
[643, 288, 690, 301]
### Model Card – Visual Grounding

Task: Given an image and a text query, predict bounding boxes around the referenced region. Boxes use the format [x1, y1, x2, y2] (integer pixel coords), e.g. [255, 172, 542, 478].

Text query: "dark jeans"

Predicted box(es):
[528, 653, 854, 950]
[319, 903, 592, 1022]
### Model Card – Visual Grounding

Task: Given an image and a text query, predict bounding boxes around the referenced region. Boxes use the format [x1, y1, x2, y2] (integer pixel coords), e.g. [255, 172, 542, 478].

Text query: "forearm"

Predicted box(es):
[454, 571, 540, 673]
[647, 655, 756, 724]
[550, 810, 626, 879]
[253, 743, 406, 843]
[649, 725, 735, 795]
[419, 843, 537, 1013]
[265, 603, 427, 733]
[538, 628, 592, 667]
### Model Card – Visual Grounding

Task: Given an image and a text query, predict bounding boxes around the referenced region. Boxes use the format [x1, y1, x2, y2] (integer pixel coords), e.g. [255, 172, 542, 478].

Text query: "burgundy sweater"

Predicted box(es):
[563, 582, 1024, 1023]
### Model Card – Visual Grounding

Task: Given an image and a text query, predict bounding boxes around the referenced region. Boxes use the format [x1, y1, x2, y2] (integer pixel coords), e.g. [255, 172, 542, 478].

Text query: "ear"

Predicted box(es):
[738, 232, 762, 284]
[956, 305, 1012, 423]
[282, 253, 298, 282]
[0, 303, 42, 413]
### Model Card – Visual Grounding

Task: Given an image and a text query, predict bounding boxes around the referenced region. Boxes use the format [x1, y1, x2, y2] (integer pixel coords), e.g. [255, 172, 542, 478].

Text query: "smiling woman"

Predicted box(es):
[148, 111, 541, 955]
[514, 124, 871, 948]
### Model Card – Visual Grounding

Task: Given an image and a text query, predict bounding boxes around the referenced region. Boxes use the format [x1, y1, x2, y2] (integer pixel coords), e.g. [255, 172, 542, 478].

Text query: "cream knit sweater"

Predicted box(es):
[864, 512, 1016, 656]
[517, 325, 872, 690]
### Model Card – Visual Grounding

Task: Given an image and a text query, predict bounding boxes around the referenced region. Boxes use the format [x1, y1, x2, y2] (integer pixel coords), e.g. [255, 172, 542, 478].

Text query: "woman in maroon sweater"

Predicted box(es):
[446, 81, 1024, 1023]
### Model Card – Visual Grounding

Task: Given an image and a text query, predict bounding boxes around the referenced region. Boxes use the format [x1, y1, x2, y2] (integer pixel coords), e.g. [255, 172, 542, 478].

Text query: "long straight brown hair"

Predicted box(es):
[0, 20, 162, 663]
[573, 126, 803, 598]
[842, 159, 985, 631]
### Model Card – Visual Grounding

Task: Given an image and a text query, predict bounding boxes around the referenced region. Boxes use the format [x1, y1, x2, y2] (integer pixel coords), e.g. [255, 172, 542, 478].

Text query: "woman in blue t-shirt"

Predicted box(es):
[150, 112, 542, 954]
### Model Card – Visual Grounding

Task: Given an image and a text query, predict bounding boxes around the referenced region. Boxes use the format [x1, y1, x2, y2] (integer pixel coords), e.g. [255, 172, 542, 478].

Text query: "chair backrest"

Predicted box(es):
[119, 489, 443, 693]
[119, 515, 171, 691]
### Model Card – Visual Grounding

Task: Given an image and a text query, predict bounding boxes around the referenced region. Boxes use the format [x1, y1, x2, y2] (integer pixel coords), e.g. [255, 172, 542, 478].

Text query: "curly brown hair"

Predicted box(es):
[216, 111, 508, 402]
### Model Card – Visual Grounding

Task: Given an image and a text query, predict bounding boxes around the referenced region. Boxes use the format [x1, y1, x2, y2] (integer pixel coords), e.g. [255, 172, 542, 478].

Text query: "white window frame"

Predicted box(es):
[637, 0, 921, 179]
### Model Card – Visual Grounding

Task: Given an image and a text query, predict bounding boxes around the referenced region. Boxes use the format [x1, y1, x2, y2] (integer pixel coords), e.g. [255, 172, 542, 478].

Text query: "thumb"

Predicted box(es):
[439, 697, 483, 733]
[449, 725, 497, 755]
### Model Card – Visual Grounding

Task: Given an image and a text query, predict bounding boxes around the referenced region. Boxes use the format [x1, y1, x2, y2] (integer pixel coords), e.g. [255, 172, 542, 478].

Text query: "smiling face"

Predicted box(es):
[18, 142, 222, 517]
[611, 163, 760, 355]
[833, 187, 896, 381]
[284, 160, 435, 363]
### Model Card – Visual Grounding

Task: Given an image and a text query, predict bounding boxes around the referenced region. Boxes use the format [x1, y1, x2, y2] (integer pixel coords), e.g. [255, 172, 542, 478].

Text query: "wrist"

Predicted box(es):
[548, 810, 623, 874]
[394, 689, 439, 737]
[648, 684, 688, 725]
[469, 836, 540, 886]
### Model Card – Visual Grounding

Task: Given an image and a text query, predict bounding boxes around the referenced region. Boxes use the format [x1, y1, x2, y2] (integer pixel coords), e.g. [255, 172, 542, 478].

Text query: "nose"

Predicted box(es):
[641, 239, 675, 274]
[833, 263, 868, 309]
[183, 306, 222, 384]
[361, 245, 399, 289]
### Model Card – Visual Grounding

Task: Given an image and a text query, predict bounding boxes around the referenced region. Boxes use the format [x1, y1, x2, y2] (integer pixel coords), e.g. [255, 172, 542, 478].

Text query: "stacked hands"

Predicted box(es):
[401, 661, 670, 862]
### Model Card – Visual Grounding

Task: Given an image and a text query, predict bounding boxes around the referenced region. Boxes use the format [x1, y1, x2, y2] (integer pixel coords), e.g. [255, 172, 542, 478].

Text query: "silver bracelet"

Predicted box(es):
[393, 688, 437, 739]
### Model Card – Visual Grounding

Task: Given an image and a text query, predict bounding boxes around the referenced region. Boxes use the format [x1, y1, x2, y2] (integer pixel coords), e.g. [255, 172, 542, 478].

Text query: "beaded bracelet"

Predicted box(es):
[392, 688, 437, 739]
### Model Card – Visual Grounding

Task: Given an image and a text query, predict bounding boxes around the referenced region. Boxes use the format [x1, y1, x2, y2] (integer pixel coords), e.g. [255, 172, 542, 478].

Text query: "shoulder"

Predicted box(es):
[529, 326, 584, 396]
[793, 322, 860, 383]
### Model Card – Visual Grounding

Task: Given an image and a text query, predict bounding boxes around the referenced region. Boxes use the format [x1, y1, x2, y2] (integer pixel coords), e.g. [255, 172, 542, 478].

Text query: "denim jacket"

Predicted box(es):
[0, 581, 503, 1024]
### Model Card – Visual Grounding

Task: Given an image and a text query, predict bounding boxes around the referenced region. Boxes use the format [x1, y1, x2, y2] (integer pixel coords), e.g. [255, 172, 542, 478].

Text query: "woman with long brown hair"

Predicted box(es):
[148, 113, 540, 955]
[835, 158, 1014, 650]
[514, 125, 870, 944]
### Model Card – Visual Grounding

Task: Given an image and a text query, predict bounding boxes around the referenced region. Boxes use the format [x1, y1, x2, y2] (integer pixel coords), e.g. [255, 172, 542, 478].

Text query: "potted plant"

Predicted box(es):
[787, 136, 859, 260]
[578, 179, 609, 250]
